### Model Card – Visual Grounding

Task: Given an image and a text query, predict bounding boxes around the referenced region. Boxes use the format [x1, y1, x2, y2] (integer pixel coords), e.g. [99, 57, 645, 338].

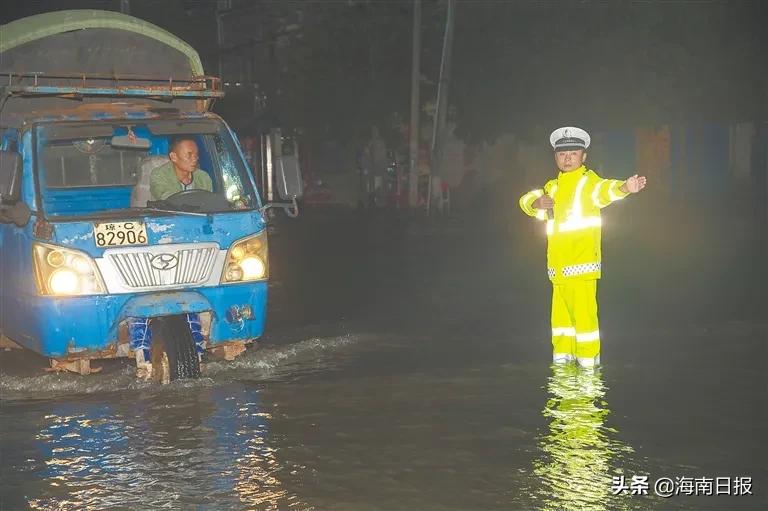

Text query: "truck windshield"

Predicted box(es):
[35, 119, 260, 218]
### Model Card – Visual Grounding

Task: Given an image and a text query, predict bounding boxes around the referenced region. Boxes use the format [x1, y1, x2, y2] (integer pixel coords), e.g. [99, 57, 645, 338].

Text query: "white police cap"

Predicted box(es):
[550, 126, 590, 151]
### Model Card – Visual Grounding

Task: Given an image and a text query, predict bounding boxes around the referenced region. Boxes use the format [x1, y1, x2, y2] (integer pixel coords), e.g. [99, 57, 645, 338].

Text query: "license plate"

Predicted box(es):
[93, 221, 148, 247]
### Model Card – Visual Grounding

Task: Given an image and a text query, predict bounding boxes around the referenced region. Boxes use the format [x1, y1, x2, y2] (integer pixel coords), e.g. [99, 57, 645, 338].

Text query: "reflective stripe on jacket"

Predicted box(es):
[519, 166, 628, 283]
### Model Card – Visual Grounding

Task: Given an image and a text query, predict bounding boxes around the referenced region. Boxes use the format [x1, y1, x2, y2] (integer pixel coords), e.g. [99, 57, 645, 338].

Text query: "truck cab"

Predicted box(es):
[0, 10, 302, 381]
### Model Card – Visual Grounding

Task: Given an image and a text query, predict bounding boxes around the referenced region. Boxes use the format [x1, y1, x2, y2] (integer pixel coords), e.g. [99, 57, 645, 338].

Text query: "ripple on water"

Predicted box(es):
[0, 333, 362, 402]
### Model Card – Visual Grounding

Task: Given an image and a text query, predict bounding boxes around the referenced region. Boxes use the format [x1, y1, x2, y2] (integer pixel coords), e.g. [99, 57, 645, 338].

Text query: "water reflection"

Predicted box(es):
[206, 386, 307, 510]
[27, 403, 146, 510]
[19, 385, 306, 510]
[533, 364, 634, 511]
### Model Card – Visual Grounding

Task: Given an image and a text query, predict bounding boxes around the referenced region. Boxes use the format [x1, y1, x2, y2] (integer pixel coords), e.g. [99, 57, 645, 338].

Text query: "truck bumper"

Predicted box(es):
[14, 282, 267, 357]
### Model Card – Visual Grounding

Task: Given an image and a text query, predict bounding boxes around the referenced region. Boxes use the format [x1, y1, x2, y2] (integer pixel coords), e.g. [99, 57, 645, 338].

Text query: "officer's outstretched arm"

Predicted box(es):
[589, 175, 630, 209]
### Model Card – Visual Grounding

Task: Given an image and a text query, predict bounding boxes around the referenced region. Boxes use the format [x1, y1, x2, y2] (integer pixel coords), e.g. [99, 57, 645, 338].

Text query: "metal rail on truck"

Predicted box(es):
[0, 73, 224, 100]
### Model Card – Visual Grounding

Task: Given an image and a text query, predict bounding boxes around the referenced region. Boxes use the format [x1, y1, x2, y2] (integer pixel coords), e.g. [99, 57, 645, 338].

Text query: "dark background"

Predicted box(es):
[2, 0, 765, 145]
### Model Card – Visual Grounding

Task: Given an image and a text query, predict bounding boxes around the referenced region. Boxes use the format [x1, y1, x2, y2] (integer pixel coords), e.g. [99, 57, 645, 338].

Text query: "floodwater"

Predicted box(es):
[1, 197, 765, 510]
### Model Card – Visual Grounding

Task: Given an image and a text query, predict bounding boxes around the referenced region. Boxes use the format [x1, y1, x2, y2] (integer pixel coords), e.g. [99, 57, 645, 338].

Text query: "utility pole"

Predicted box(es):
[216, 0, 232, 80]
[427, 0, 456, 214]
[431, 0, 456, 181]
[120, 0, 130, 15]
[408, 0, 422, 208]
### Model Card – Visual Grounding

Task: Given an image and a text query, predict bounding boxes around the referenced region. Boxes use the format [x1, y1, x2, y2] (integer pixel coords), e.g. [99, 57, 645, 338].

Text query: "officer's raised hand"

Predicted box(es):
[620, 174, 647, 194]
[533, 195, 554, 209]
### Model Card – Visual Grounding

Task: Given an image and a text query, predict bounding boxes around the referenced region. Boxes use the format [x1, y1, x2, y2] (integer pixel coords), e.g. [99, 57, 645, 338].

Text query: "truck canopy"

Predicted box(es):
[0, 10, 220, 126]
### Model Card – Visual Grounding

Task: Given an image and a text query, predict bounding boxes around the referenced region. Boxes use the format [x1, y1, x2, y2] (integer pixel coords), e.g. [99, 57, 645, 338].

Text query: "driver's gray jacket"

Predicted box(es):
[150, 163, 213, 200]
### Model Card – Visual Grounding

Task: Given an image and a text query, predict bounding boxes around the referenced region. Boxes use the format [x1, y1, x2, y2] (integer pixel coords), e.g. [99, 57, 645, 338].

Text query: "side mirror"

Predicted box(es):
[111, 134, 152, 150]
[276, 155, 303, 200]
[0, 150, 22, 204]
[0, 151, 30, 227]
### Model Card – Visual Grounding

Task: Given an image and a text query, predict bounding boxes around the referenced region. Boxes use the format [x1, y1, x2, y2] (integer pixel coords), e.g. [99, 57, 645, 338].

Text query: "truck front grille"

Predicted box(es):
[108, 246, 218, 289]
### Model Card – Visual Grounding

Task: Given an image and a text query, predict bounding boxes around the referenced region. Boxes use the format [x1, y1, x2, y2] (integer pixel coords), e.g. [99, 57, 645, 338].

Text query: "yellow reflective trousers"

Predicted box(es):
[551, 280, 600, 367]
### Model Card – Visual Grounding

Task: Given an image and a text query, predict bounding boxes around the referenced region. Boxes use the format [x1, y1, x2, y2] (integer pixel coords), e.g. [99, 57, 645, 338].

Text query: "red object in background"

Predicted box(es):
[303, 182, 334, 205]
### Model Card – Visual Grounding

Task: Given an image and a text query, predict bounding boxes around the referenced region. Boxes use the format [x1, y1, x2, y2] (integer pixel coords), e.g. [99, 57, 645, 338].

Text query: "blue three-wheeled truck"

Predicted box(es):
[0, 11, 302, 382]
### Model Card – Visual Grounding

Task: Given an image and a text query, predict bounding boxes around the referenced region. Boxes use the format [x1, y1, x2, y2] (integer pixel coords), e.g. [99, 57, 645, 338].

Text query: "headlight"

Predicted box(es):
[49, 269, 80, 294]
[240, 256, 266, 280]
[33, 243, 106, 296]
[221, 231, 268, 284]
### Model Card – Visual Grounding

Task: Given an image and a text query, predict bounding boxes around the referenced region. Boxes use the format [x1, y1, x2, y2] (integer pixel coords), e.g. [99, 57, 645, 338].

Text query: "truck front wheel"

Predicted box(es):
[150, 315, 201, 384]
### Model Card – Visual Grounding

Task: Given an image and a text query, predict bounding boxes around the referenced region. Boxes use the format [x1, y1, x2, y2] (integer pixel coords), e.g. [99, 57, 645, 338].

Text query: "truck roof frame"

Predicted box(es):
[0, 72, 224, 101]
[0, 10, 222, 123]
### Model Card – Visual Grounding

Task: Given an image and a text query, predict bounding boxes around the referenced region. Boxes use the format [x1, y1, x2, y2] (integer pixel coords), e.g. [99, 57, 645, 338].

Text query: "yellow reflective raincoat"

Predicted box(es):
[519, 165, 628, 283]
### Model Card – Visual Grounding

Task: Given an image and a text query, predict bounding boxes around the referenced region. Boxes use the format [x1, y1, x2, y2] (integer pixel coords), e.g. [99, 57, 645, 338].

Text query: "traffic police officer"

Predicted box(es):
[519, 127, 647, 367]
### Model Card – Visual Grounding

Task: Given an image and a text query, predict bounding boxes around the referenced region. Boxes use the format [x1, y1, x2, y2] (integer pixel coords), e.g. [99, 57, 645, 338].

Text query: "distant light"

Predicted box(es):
[235, 82, 242, 87]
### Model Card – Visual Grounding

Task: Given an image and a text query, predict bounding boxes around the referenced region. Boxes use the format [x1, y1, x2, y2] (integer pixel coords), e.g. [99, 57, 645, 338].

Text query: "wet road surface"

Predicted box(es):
[1, 199, 766, 510]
